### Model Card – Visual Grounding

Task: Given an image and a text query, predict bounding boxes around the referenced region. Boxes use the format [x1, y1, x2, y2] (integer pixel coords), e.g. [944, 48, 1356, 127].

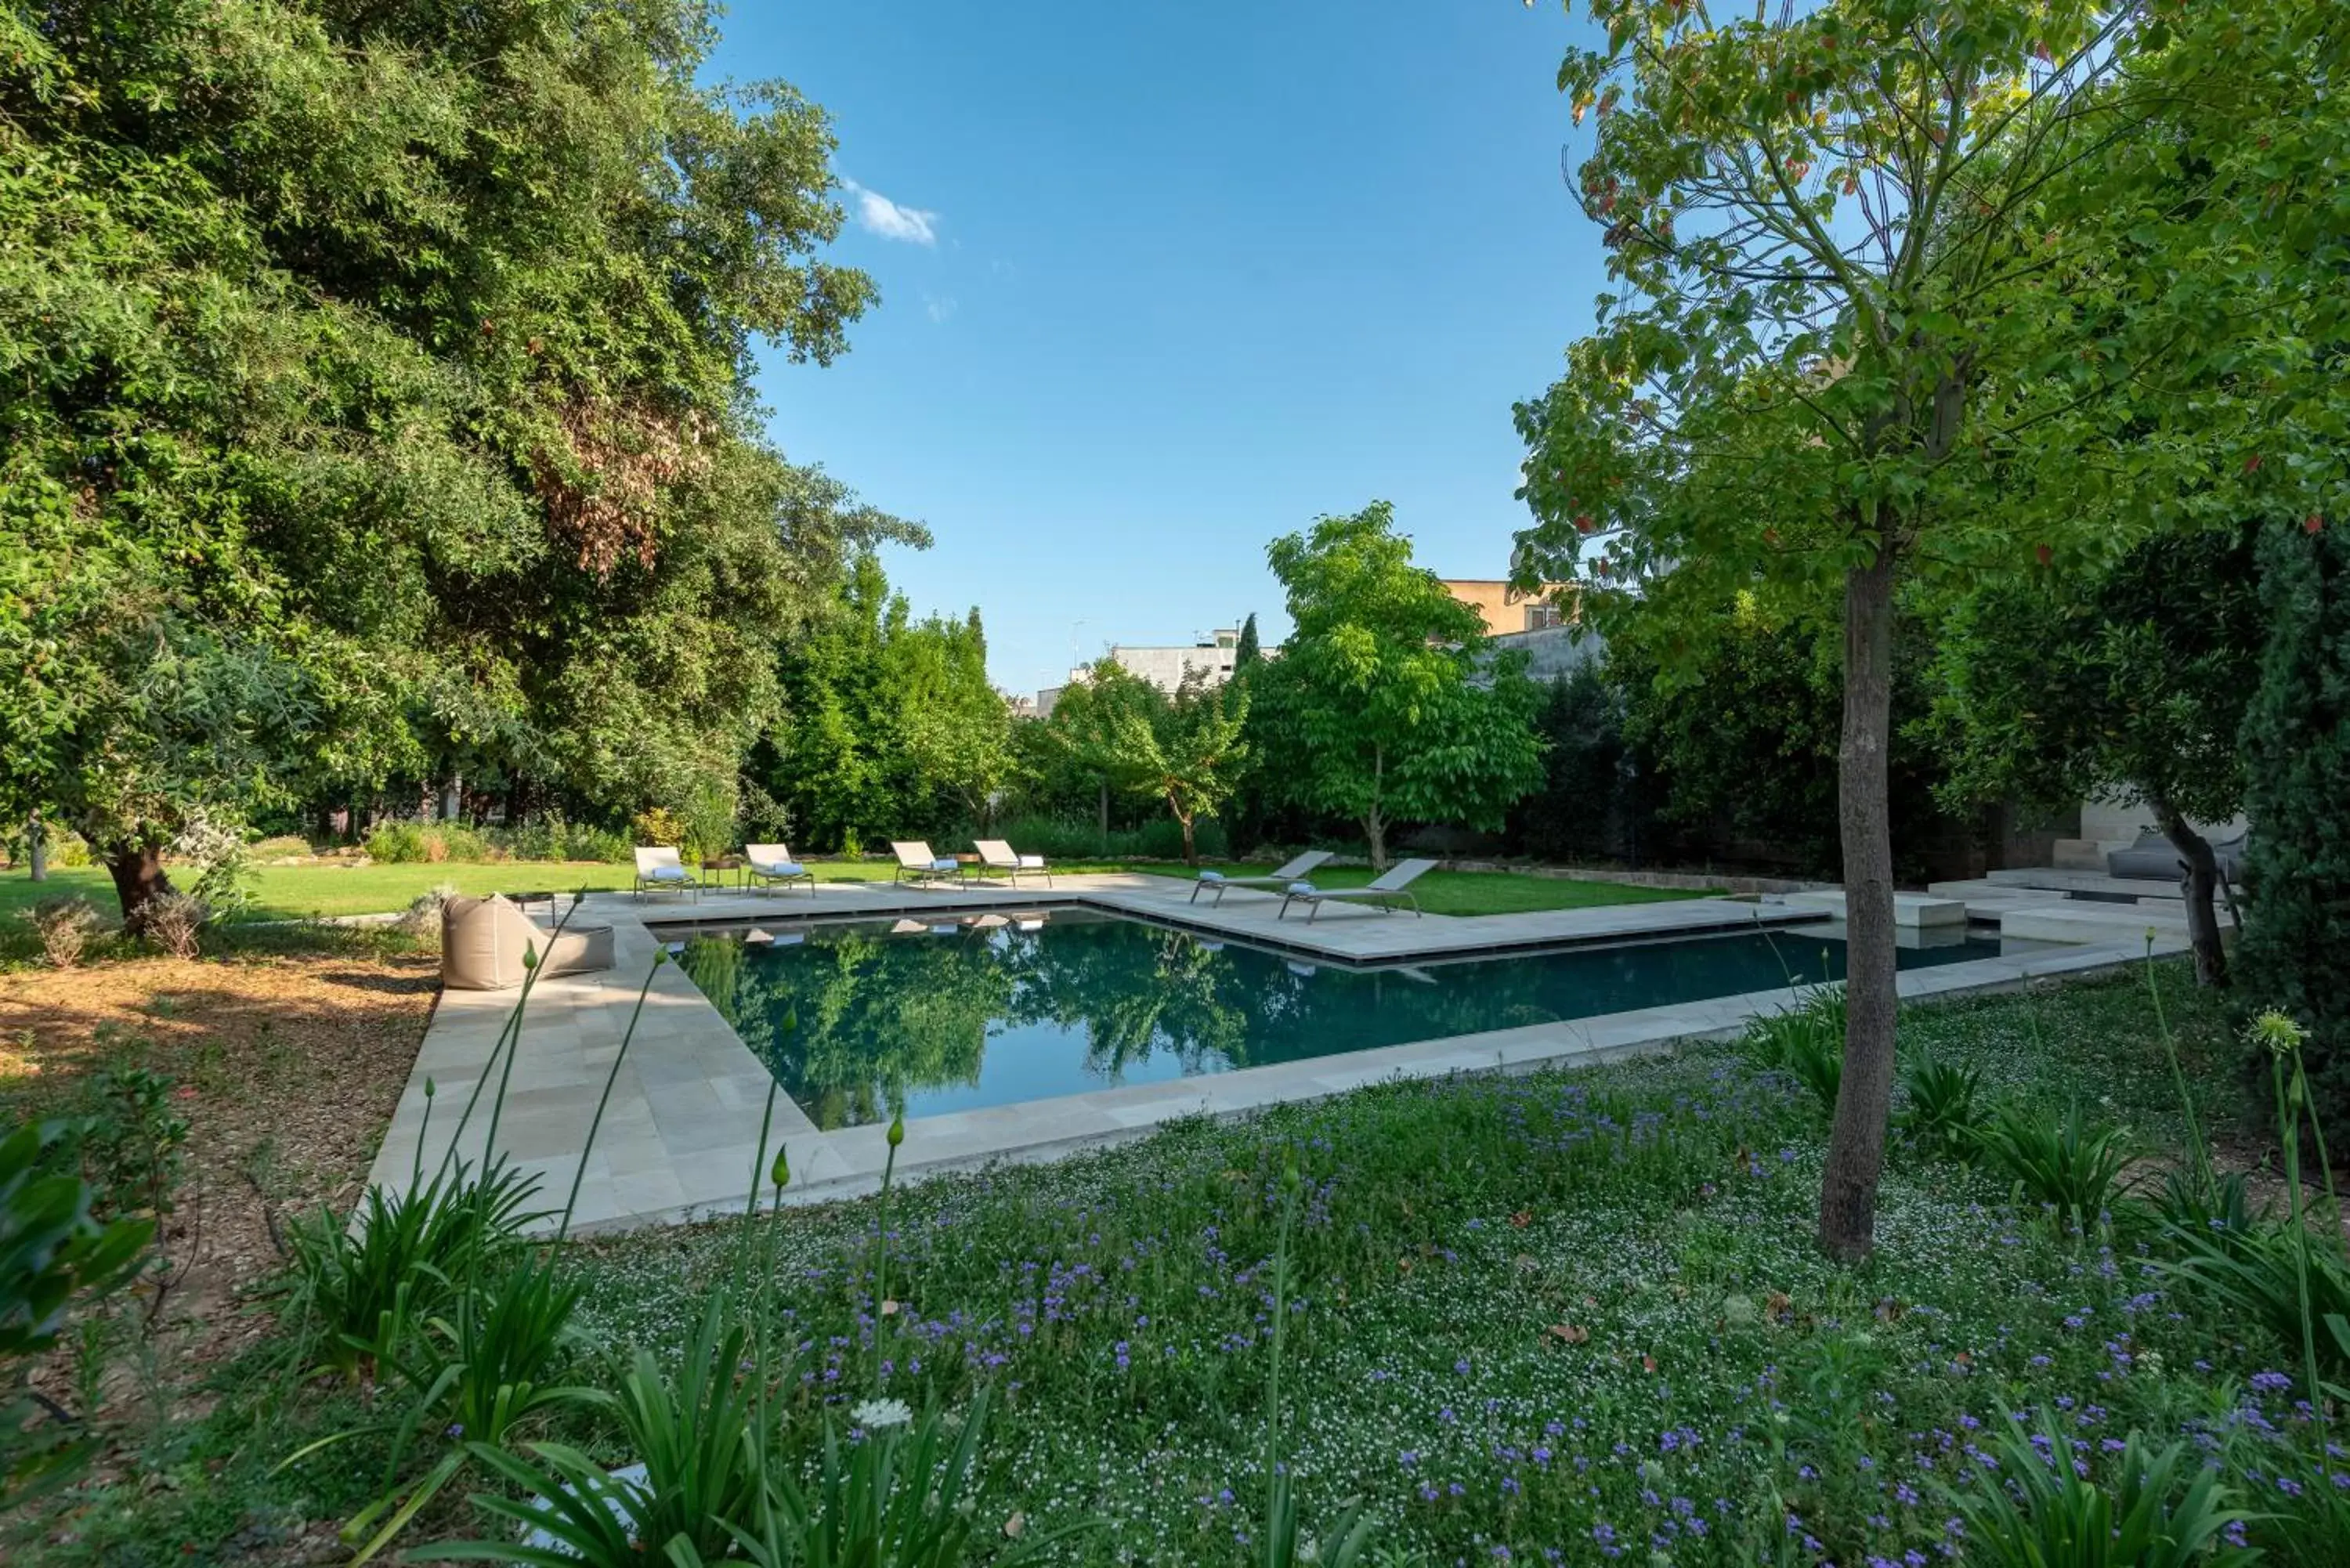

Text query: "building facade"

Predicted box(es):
[1438, 579, 1573, 638]
[1035, 629, 1241, 717]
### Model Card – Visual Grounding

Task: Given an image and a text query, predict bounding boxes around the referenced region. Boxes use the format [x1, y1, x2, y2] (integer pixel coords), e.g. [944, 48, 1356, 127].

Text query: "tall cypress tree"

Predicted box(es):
[2238, 518, 2350, 1122]
[1234, 613, 1261, 669]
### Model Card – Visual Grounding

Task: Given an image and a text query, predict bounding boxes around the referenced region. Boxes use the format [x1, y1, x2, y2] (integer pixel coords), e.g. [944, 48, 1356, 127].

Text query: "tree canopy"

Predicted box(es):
[1509, 0, 2237, 1260]
[1254, 502, 1543, 867]
[758, 554, 1008, 853]
[1929, 528, 2264, 984]
[0, 0, 893, 923]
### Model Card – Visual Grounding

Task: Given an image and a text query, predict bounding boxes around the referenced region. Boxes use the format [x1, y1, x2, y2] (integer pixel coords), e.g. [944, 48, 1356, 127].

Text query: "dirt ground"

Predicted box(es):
[0, 948, 439, 1402]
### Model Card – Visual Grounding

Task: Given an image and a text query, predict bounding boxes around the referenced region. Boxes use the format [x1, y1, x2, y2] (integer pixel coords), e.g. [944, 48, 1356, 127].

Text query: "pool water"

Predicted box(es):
[674, 908, 2002, 1129]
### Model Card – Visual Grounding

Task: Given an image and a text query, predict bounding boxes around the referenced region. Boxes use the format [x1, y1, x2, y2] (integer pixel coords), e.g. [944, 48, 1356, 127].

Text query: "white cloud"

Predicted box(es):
[842, 179, 939, 246]
[923, 292, 958, 323]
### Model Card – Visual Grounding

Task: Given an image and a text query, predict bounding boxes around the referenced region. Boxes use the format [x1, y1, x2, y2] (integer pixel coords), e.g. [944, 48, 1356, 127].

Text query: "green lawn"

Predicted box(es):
[1111, 861, 1714, 916]
[2, 858, 1708, 925]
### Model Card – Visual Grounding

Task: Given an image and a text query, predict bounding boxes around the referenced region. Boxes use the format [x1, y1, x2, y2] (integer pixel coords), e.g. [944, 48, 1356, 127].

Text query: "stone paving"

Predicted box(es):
[365, 872, 2188, 1235]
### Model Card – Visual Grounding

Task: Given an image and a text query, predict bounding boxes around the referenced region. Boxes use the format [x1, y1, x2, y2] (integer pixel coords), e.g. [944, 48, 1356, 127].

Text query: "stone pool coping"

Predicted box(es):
[364, 875, 2190, 1235]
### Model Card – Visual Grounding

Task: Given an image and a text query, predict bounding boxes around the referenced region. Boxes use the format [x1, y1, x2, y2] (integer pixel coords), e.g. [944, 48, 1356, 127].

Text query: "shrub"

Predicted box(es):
[58, 1068, 190, 1221]
[989, 813, 1231, 862]
[435, 822, 492, 862]
[366, 821, 431, 864]
[493, 813, 632, 864]
[142, 892, 209, 960]
[1942, 1410, 2258, 1568]
[1894, 1049, 1985, 1161]
[631, 807, 685, 848]
[2238, 517, 2350, 1130]
[1970, 1100, 2138, 1231]
[248, 833, 313, 862]
[20, 897, 102, 969]
[0, 1122, 154, 1503]
[366, 820, 500, 865]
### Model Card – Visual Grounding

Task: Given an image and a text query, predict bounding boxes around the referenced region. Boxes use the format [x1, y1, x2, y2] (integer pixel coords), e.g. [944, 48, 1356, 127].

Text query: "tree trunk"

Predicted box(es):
[1818, 543, 1900, 1264]
[1177, 807, 1198, 866]
[1097, 777, 1111, 855]
[104, 843, 175, 934]
[27, 813, 46, 882]
[2149, 796, 2229, 986]
[1365, 746, 1388, 869]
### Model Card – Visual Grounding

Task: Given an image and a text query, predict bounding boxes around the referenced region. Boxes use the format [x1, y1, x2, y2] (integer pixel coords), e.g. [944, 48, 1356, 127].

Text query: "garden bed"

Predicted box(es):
[9, 952, 2346, 1566]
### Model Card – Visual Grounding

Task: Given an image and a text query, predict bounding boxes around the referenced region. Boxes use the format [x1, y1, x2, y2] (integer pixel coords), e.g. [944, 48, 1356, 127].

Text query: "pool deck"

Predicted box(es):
[366, 874, 2190, 1235]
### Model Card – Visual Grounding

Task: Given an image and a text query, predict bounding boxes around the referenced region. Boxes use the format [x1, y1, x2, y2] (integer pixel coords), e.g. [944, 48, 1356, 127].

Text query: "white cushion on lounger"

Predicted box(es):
[1017, 854, 1046, 869]
[1198, 869, 1227, 883]
[751, 858, 804, 876]
[1288, 880, 1317, 894]
[932, 858, 959, 873]
[645, 864, 689, 882]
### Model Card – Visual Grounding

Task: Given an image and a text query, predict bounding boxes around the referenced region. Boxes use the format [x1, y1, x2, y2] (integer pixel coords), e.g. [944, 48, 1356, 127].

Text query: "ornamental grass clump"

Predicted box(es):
[1940, 1409, 2261, 1568]
[1970, 1099, 2138, 1235]
[1741, 984, 1846, 1117]
[1894, 1047, 1986, 1162]
[2160, 1010, 2350, 1402]
[20, 896, 102, 969]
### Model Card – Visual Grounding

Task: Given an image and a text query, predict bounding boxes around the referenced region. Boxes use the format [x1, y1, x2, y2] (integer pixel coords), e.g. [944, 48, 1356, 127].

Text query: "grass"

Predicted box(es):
[14, 956, 2342, 1566]
[1104, 862, 1714, 916]
[1, 858, 1707, 926]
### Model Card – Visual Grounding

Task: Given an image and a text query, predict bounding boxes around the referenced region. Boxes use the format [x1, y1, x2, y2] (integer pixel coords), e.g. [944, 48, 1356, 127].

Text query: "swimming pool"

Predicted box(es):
[671, 907, 2002, 1129]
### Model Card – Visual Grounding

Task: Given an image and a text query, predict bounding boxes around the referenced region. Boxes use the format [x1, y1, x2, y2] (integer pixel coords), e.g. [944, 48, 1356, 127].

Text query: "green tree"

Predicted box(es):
[1106, 674, 1250, 866]
[1513, 1, 2183, 1260]
[1233, 613, 1262, 670]
[1929, 528, 2263, 986]
[0, 0, 881, 925]
[1256, 503, 1543, 867]
[762, 554, 1007, 849]
[1032, 661, 1169, 854]
[1509, 661, 1627, 865]
[2238, 520, 2350, 1127]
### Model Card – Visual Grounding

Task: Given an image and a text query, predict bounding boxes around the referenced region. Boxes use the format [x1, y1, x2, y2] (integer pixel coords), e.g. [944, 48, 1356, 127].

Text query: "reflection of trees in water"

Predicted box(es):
[685, 915, 1789, 1125]
[1007, 923, 1260, 1076]
[700, 930, 1010, 1130]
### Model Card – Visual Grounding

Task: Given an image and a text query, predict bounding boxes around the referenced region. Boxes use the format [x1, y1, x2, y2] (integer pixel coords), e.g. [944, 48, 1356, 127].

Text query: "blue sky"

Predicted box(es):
[716, 2, 1611, 695]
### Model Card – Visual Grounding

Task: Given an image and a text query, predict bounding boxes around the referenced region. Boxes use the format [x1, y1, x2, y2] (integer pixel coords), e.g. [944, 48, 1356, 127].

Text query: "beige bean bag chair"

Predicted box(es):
[441, 894, 615, 991]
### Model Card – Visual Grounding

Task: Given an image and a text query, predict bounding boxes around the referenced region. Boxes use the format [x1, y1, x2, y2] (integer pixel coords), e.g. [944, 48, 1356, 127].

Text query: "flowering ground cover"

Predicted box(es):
[13, 959, 2347, 1565]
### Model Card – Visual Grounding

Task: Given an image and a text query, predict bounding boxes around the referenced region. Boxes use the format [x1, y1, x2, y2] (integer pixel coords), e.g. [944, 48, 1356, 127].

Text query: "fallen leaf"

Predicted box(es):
[1003, 1512, 1025, 1540]
[1642, 1354, 1658, 1373]
[880, 1299, 899, 1317]
[1545, 1322, 1589, 1345]
[1510, 1209, 1533, 1229]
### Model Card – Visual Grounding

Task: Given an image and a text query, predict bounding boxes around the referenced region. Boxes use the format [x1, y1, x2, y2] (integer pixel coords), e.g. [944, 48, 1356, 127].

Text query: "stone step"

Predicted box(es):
[1983, 866, 2188, 901]
[1779, 889, 1969, 927]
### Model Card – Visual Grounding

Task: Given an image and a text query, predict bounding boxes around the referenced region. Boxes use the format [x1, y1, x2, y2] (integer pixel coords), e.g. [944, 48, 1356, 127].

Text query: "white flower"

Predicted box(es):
[852, 1397, 913, 1431]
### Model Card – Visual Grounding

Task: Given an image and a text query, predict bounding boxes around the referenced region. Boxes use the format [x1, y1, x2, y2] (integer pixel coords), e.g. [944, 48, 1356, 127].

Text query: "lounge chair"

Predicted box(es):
[744, 843, 815, 897]
[633, 846, 700, 901]
[1278, 858, 1438, 921]
[1191, 850, 1334, 905]
[2108, 827, 2251, 883]
[973, 839, 1051, 887]
[891, 840, 966, 887]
